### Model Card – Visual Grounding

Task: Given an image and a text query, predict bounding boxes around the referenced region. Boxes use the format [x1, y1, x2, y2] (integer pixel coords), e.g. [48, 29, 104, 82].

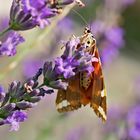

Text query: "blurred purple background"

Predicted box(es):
[0, 0, 140, 140]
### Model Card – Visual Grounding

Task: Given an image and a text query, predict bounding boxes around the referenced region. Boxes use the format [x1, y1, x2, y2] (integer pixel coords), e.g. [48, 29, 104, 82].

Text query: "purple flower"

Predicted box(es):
[1, 103, 16, 115]
[49, 79, 68, 90]
[10, 0, 75, 30]
[10, 0, 36, 31]
[0, 68, 51, 131]
[16, 101, 37, 109]
[55, 57, 75, 79]
[5, 110, 27, 131]
[127, 106, 140, 140]
[43, 61, 69, 89]
[0, 32, 25, 56]
[60, 37, 94, 75]
[21, 0, 57, 28]
[43, 36, 96, 89]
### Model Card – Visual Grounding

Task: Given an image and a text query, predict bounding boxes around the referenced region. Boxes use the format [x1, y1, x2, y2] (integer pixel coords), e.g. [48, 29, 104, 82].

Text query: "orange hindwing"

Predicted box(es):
[56, 27, 107, 121]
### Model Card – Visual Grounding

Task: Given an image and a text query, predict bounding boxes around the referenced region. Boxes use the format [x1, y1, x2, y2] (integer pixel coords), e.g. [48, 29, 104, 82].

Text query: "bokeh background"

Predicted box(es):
[0, 0, 140, 140]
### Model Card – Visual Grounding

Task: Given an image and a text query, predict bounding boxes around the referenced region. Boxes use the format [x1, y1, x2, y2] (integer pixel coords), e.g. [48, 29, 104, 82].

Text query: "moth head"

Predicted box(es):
[82, 27, 96, 53]
[84, 27, 91, 34]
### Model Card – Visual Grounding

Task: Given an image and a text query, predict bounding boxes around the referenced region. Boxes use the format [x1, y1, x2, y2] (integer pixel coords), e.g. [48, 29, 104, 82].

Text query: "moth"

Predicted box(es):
[56, 27, 107, 121]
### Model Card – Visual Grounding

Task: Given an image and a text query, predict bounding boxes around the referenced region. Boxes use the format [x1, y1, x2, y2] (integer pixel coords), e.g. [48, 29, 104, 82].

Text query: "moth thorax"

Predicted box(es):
[80, 72, 92, 90]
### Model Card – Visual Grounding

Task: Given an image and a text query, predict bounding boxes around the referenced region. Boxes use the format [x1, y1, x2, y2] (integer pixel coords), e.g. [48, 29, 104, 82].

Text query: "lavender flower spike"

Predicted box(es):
[10, 0, 84, 30]
[0, 29, 95, 131]
[43, 36, 96, 90]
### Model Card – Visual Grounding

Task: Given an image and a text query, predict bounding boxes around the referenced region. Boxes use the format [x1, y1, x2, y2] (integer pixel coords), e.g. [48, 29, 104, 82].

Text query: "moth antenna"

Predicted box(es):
[89, 20, 93, 31]
[72, 9, 89, 28]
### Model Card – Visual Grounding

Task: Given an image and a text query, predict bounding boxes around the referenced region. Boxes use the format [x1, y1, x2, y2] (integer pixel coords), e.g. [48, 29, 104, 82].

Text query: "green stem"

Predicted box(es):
[0, 27, 11, 37]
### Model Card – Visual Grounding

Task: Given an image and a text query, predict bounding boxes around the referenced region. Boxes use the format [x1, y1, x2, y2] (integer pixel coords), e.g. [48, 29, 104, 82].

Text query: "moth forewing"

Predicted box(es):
[91, 46, 107, 122]
[80, 30, 107, 122]
[56, 74, 84, 112]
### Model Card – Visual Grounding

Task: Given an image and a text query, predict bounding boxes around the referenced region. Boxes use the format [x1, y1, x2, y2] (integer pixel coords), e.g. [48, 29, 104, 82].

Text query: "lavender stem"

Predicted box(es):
[0, 27, 11, 37]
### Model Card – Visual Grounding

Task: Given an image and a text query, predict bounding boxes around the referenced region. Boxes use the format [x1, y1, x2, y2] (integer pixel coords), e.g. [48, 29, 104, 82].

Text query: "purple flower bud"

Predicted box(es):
[43, 61, 56, 81]
[62, 37, 80, 59]
[43, 62, 54, 76]
[30, 96, 43, 103]
[33, 68, 43, 81]
[16, 101, 36, 109]
[39, 88, 54, 96]
[9, 81, 21, 97]
[1, 103, 16, 113]
[55, 58, 75, 79]
[49, 80, 68, 90]
[0, 120, 5, 126]
[26, 80, 35, 87]
[30, 89, 40, 96]
[10, 0, 36, 30]
[45, 89, 54, 94]
[5, 110, 27, 131]
[9, 81, 18, 91]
